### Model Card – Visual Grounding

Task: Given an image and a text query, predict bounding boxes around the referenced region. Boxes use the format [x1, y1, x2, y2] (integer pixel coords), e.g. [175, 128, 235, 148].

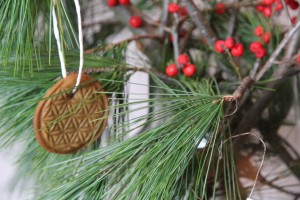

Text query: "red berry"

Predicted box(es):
[119, 0, 130, 5]
[177, 54, 190, 65]
[288, 0, 299, 9]
[262, 32, 271, 44]
[254, 26, 264, 36]
[250, 41, 264, 53]
[168, 3, 180, 13]
[254, 47, 267, 58]
[275, 2, 284, 11]
[231, 43, 244, 57]
[297, 55, 300, 63]
[129, 16, 143, 28]
[256, 5, 265, 12]
[215, 3, 225, 15]
[262, 0, 274, 6]
[183, 64, 196, 77]
[179, 6, 188, 16]
[214, 40, 226, 53]
[262, 6, 272, 17]
[165, 64, 178, 77]
[107, 0, 118, 7]
[225, 38, 235, 49]
[291, 16, 297, 25]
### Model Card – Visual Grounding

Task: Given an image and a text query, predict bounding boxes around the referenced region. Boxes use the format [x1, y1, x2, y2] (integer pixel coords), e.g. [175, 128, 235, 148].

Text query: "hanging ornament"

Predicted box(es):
[34, 0, 108, 154]
[34, 73, 108, 154]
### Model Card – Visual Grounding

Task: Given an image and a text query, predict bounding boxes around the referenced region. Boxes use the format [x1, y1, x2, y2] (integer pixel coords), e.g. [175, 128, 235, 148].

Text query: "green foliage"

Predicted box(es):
[32, 77, 224, 200]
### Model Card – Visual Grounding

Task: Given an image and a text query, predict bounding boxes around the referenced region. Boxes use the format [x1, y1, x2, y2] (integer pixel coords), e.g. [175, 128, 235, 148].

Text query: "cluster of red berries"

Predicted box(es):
[256, 0, 299, 18]
[165, 54, 196, 77]
[214, 38, 244, 57]
[107, 0, 143, 28]
[168, 3, 188, 16]
[254, 26, 270, 44]
[107, 0, 130, 7]
[249, 26, 271, 58]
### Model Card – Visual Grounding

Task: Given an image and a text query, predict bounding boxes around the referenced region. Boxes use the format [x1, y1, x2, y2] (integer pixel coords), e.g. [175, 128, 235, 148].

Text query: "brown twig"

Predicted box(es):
[85, 34, 163, 54]
[223, 76, 254, 102]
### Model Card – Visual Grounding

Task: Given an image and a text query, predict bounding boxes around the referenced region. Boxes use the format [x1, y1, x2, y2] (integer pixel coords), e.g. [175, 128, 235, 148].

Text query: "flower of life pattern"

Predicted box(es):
[34, 74, 108, 154]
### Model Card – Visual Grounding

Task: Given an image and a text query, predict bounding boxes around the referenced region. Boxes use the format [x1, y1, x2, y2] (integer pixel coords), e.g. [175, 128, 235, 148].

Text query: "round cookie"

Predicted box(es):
[34, 73, 108, 154]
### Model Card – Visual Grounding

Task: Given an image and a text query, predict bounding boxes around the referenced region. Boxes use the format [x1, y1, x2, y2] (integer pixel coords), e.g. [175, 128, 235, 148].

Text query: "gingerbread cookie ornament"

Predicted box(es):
[34, 73, 108, 154]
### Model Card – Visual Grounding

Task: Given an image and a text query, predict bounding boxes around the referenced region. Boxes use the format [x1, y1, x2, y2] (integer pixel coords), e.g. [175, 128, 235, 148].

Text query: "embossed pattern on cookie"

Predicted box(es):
[34, 73, 108, 154]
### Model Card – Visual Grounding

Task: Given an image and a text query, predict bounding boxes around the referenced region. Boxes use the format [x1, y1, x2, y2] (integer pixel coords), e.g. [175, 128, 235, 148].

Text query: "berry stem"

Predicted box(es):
[224, 48, 242, 80]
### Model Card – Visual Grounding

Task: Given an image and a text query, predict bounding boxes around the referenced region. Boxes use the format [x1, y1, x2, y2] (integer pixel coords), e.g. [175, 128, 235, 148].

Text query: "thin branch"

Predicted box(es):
[223, 76, 254, 101]
[85, 34, 163, 54]
[280, 0, 293, 27]
[171, 13, 180, 66]
[255, 21, 300, 81]
[226, 9, 237, 38]
[181, 0, 216, 47]
[179, 25, 196, 52]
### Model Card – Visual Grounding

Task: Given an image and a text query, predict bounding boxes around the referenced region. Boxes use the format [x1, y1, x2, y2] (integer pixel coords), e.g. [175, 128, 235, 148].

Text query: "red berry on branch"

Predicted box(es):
[288, 0, 299, 9]
[177, 54, 190, 65]
[262, 0, 274, 6]
[275, 2, 284, 11]
[165, 64, 179, 77]
[256, 4, 265, 12]
[291, 16, 297, 25]
[179, 6, 188, 16]
[254, 25, 264, 36]
[168, 3, 180, 13]
[250, 41, 264, 53]
[225, 38, 235, 49]
[129, 16, 143, 28]
[183, 64, 196, 77]
[231, 43, 244, 57]
[254, 47, 267, 58]
[119, 0, 130, 5]
[297, 55, 300, 63]
[107, 0, 118, 7]
[262, 6, 272, 17]
[214, 40, 226, 53]
[215, 3, 226, 15]
[262, 32, 271, 44]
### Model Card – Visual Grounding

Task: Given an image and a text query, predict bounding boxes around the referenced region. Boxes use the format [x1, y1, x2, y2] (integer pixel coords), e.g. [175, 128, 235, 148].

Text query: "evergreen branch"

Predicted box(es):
[33, 79, 224, 200]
